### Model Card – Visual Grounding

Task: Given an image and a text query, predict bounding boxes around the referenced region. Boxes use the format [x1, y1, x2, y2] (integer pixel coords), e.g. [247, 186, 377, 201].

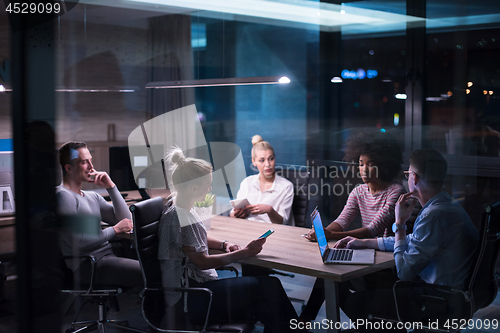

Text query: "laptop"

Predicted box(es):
[311, 208, 375, 265]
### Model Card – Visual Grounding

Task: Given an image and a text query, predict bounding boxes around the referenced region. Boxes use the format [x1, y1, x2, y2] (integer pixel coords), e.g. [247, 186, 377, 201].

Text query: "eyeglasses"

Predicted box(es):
[404, 170, 417, 179]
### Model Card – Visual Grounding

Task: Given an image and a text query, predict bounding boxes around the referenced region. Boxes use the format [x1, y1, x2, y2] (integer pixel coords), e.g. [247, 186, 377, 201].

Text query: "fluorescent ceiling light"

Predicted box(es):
[121, 0, 424, 29]
[331, 77, 343, 83]
[76, 0, 500, 35]
[146, 76, 290, 89]
[55, 86, 140, 92]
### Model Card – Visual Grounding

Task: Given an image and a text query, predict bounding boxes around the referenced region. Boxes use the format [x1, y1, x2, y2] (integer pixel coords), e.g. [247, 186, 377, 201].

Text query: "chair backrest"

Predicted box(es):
[467, 200, 500, 312]
[130, 196, 165, 289]
[279, 168, 310, 227]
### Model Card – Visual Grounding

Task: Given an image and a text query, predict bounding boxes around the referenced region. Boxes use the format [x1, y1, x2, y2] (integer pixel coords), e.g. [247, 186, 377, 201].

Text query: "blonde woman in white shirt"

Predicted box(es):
[231, 135, 295, 225]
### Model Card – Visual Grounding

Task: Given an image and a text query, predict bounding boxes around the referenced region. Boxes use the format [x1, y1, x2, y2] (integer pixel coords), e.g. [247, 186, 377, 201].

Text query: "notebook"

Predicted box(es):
[311, 208, 375, 265]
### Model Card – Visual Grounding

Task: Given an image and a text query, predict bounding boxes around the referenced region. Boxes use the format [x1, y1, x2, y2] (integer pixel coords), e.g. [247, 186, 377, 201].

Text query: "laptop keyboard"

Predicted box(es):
[328, 249, 353, 262]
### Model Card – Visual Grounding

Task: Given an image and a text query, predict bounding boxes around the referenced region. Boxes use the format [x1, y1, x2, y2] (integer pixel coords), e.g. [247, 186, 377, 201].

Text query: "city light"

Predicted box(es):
[394, 113, 400, 126]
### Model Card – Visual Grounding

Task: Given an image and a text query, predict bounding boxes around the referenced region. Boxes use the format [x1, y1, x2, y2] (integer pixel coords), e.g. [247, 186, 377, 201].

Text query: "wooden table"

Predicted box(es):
[207, 216, 395, 333]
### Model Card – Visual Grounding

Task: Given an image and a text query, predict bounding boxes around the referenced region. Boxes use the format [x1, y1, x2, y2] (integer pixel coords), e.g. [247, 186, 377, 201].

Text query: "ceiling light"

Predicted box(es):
[395, 94, 407, 100]
[0, 85, 12, 92]
[146, 76, 290, 89]
[278, 76, 291, 84]
[120, 0, 424, 30]
[330, 77, 343, 83]
[55, 86, 140, 92]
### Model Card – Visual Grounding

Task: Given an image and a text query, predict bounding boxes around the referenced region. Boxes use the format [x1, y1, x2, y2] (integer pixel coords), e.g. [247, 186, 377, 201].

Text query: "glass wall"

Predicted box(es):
[2, 0, 500, 331]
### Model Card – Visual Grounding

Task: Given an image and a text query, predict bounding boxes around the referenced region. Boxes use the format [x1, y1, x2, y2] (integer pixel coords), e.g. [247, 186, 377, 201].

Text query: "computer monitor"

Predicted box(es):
[109, 145, 164, 199]
[0, 151, 15, 216]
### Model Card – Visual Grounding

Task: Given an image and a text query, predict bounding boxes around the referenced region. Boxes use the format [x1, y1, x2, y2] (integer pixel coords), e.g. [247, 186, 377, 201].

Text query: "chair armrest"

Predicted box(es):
[141, 286, 213, 332]
[62, 254, 97, 293]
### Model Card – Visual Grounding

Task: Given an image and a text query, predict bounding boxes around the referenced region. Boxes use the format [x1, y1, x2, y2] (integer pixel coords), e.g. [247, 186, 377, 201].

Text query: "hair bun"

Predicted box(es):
[252, 135, 264, 146]
[170, 148, 186, 165]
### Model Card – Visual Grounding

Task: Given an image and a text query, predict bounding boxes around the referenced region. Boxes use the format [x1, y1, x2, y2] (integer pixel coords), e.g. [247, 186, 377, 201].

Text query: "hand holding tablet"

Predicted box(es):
[230, 198, 250, 210]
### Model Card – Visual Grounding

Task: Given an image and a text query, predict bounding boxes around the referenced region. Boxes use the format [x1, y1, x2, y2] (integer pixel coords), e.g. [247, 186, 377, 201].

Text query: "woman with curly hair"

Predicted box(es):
[300, 130, 405, 323]
[305, 130, 405, 240]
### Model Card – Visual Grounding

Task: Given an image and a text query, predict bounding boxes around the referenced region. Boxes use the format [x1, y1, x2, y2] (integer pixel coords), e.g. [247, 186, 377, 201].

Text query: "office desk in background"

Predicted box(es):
[0, 215, 15, 254]
[208, 216, 395, 333]
[121, 189, 170, 203]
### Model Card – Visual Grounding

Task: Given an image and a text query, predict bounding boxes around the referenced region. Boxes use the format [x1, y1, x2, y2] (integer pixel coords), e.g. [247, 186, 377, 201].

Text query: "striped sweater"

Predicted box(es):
[334, 183, 406, 237]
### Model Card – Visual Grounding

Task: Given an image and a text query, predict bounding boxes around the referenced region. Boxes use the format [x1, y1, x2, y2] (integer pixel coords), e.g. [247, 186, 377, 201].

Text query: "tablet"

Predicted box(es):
[230, 198, 250, 210]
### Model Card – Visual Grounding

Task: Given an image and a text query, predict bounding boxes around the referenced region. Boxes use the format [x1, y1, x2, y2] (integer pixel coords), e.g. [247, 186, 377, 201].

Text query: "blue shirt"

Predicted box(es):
[377, 191, 478, 288]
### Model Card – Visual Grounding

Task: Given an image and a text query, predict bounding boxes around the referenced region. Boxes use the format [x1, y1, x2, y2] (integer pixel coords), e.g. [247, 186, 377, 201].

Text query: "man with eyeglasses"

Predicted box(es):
[333, 149, 478, 332]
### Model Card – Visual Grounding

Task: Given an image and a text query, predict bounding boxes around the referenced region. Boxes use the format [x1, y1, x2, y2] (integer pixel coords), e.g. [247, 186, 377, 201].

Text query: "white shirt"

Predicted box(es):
[236, 174, 295, 225]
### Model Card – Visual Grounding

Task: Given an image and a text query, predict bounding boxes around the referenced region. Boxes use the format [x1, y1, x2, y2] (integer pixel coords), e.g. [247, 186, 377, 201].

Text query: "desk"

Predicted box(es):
[207, 216, 395, 333]
[122, 189, 170, 203]
[0, 216, 15, 254]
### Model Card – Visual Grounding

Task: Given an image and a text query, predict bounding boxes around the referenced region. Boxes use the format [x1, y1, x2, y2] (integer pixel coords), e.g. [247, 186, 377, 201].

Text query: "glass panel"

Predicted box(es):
[425, 1, 500, 157]
[425, 0, 500, 221]
[0, 5, 15, 331]
[7, 1, 499, 331]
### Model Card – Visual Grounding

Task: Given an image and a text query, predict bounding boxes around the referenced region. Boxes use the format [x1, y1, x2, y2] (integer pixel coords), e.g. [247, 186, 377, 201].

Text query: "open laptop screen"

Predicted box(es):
[312, 211, 328, 258]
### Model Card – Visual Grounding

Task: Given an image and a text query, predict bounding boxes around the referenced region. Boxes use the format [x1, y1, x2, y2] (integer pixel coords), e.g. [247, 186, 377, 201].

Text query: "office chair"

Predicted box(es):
[130, 196, 254, 333]
[61, 254, 146, 333]
[284, 169, 311, 228]
[388, 200, 500, 332]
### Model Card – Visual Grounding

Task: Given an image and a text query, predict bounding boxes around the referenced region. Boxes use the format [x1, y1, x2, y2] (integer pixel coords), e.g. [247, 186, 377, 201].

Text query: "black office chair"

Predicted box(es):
[277, 167, 311, 228]
[130, 196, 254, 333]
[61, 253, 146, 333]
[389, 200, 500, 332]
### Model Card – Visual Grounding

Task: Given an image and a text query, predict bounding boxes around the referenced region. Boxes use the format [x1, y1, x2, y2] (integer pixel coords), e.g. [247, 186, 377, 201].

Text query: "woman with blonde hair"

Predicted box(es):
[231, 135, 295, 225]
[158, 146, 299, 332]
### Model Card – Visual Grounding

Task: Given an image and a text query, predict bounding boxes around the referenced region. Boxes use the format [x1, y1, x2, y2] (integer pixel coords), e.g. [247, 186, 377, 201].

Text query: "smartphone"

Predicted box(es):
[259, 228, 275, 239]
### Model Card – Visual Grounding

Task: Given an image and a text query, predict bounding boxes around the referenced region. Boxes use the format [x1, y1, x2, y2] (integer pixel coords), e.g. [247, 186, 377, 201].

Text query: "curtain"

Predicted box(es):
[147, 15, 195, 118]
